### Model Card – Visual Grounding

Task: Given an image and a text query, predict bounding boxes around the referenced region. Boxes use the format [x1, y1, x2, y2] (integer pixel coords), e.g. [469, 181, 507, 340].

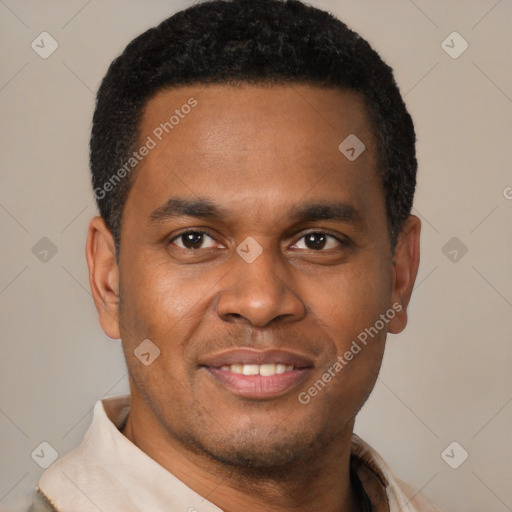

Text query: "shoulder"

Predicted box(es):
[350, 434, 444, 512]
[29, 487, 59, 512]
[395, 478, 444, 512]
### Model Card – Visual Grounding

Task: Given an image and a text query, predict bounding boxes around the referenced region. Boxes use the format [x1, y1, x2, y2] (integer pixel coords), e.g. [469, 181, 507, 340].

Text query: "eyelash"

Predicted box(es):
[168, 229, 349, 251]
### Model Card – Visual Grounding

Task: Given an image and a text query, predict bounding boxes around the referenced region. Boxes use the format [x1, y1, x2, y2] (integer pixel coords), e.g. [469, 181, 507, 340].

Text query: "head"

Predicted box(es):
[87, 0, 420, 472]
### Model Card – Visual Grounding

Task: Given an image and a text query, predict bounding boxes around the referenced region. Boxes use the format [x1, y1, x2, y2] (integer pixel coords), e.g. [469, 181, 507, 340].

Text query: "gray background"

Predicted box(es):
[1, 0, 511, 510]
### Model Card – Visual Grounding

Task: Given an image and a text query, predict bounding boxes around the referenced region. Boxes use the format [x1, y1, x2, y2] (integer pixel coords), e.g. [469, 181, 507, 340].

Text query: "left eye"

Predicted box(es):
[171, 231, 218, 250]
[292, 232, 341, 251]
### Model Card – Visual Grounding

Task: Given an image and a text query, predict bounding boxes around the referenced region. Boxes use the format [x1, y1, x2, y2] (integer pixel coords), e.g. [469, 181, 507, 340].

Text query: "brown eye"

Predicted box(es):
[171, 231, 217, 250]
[293, 232, 342, 251]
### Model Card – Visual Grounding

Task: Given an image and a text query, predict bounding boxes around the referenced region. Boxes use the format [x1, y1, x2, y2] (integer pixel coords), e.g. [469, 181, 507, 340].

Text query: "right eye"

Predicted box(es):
[169, 231, 220, 250]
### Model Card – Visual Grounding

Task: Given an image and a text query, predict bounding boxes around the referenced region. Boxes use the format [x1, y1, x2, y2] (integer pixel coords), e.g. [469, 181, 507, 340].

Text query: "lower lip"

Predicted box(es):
[205, 367, 312, 399]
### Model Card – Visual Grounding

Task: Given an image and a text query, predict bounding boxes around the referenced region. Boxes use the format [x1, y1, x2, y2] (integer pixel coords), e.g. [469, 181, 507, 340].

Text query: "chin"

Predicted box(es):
[188, 424, 329, 476]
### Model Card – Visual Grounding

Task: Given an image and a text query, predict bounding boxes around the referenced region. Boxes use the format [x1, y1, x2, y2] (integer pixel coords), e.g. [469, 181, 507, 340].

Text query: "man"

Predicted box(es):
[31, 0, 442, 510]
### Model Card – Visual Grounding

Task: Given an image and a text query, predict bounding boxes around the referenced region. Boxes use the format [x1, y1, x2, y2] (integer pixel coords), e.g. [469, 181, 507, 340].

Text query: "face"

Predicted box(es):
[88, 84, 419, 470]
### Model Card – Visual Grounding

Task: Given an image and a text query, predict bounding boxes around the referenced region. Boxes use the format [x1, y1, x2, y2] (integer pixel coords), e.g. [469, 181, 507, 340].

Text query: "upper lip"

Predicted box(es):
[199, 348, 314, 369]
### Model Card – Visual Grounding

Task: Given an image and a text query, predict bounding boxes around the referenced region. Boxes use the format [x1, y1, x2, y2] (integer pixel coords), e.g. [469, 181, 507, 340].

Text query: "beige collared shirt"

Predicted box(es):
[31, 394, 442, 512]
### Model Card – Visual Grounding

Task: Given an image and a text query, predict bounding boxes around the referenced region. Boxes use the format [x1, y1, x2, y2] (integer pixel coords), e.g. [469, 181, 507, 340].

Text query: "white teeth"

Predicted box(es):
[230, 364, 243, 374]
[259, 363, 276, 376]
[276, 364, 287, 374]
[220, 363, 295, 375]
[242, 364, 260, 375]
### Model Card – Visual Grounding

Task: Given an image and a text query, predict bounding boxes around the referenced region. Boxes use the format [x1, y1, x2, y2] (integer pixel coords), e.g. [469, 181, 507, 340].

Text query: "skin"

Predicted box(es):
[86, 84, 420, 512]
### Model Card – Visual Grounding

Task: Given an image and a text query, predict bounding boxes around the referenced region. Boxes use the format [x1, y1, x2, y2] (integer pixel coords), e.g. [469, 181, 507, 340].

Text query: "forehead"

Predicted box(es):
[127, 84, 381, 221]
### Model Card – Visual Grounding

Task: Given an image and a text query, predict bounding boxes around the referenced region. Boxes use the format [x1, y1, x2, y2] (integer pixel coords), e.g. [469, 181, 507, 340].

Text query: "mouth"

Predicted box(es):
[199, 349, 314, 399]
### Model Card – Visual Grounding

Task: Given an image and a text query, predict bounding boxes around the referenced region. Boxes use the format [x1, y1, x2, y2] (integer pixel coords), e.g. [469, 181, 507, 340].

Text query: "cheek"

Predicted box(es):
[117, 263, 195, 407]
[303, 259, 391, 405]
[120, 257, 203, 328]
[309, 271, 389, 411]
[118, 257, 220, 377]
[311, 260, 392, 340]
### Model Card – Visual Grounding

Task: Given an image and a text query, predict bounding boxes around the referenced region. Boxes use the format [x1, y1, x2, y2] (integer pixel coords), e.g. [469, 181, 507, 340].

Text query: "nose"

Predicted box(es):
[215, 243, 306, 327]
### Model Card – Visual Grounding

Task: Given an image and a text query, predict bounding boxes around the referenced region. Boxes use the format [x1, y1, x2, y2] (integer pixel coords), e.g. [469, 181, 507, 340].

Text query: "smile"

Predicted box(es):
[218, 363, 294, 376]
[200, 348, 314, 399]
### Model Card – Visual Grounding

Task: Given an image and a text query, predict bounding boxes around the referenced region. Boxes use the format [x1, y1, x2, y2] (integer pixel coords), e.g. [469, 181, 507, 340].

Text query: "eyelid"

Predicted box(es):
[168, 228, 221, 248]
[290, 229, 349, 250]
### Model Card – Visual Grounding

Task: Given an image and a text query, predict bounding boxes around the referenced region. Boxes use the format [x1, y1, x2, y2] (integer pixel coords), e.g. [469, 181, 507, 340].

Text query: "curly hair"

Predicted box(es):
[90, 0, 417, 254]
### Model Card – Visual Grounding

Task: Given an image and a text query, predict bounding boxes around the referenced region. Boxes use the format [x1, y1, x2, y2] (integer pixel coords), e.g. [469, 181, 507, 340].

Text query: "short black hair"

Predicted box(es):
[90, 0, 416, 254]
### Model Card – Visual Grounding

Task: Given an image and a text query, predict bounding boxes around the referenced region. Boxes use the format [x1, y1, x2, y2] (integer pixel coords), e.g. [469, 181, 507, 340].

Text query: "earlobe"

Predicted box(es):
[387, 215, 421, 334]
[85, 216, 121, 339]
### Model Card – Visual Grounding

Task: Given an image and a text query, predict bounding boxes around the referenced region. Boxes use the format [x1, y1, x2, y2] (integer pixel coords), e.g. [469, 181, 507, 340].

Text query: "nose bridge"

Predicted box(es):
[216, 240, 305, 326]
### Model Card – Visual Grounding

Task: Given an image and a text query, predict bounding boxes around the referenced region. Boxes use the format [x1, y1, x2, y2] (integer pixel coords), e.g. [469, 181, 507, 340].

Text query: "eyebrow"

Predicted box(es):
[149, 197, 228, 222]
[288, 201, 362, 227]
[149, 196, 362, 228]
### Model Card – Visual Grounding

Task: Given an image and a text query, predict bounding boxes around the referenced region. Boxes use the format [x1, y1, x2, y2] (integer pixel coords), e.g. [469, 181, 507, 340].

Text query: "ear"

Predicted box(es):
[387, 215, 421, 334]
[85, 216, 120, 339]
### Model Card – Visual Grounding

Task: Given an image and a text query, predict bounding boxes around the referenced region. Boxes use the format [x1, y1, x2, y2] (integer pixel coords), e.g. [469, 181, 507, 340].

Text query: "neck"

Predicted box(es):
[122, 393, 361, 512]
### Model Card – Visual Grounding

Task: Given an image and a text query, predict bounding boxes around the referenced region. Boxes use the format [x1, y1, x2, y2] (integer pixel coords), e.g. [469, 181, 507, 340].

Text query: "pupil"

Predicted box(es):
[306, 233, 326, 250]
[183, 232, 203, 249]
